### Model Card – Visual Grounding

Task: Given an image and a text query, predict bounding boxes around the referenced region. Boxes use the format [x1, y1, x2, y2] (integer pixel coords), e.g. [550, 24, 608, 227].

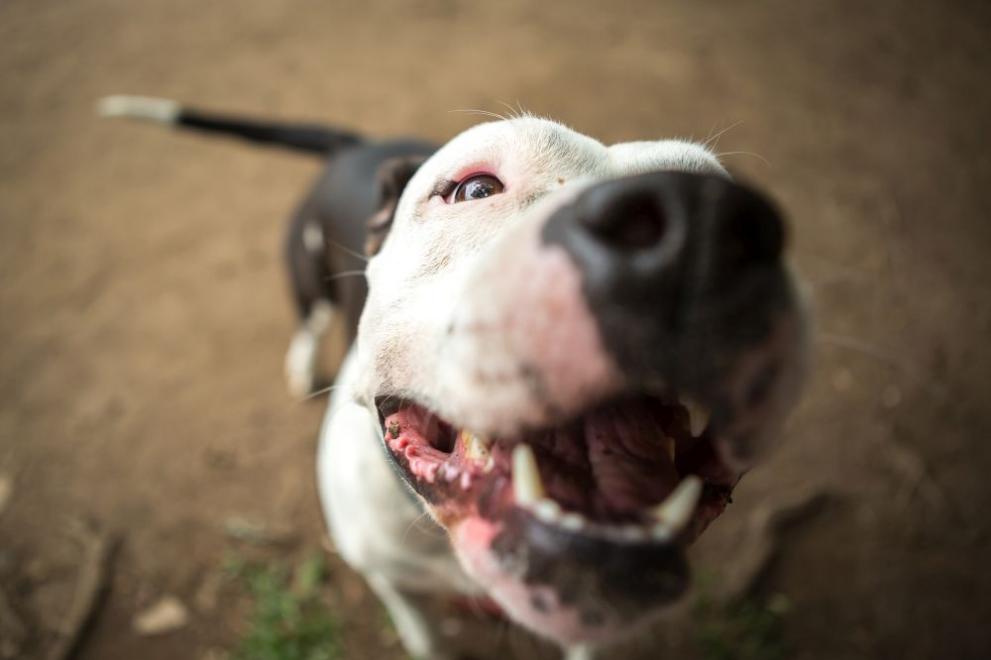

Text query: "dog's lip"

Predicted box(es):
[372, 393, 736, 546]
[375, 395, 406, 422]
[374, 393, 739, 642]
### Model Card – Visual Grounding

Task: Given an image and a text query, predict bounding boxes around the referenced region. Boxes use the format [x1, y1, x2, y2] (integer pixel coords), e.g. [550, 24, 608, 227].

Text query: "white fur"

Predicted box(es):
[301, 221, 324, 253]
[284, 301, 335, 398]
[354, 119, 728, 426]
[318, 118, 734, 658]
[97, 95, 181, 124]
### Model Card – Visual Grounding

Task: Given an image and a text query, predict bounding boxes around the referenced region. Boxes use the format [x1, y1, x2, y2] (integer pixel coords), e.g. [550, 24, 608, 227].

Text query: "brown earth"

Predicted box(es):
[1, 1, 990, 658]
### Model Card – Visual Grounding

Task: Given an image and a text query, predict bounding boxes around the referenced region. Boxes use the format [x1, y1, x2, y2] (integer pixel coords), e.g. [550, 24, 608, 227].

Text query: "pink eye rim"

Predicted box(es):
[447, 172, 505, 203]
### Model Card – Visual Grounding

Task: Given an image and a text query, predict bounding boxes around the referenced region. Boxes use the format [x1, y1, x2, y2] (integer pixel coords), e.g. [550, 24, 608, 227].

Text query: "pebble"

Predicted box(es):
[133, 595, 189, 635]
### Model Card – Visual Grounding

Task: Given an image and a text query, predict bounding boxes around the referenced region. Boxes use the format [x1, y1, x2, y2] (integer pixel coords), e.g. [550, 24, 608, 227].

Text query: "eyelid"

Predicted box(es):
[429, 179, 457, 199]
[430, 170, 504, 203]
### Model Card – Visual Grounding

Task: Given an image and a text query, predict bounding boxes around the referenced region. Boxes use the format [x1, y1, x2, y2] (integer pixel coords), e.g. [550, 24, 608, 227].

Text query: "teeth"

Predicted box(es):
[560, 512, 585, 531]
[461, 431, 495, 472]
[461, 430, 492, 461]
[512, 444, 545, 505]
[534, 499, 561, 522]
[681, 397, 711, 437]
[618, 525, 647, 542]
[514, 444, 702, 542]
[650, 475, 703, 532]
[660, 435, 676, 462]
[651, 523, 674, 541]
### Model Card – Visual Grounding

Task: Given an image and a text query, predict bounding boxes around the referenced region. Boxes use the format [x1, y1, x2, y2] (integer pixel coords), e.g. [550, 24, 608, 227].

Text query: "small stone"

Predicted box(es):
[194, 573, 222, 613]
[133, 595, 189, 635]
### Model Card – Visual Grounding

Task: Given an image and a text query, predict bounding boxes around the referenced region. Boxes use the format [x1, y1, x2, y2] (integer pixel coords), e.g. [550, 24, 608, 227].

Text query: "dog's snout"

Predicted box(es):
[565, 172, 783, 289]
[542, 171, 793, 390]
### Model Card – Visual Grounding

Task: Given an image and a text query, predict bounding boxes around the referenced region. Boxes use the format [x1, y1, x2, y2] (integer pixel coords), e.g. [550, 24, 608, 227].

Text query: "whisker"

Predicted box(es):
[324, 270, 366, 282]
[496, 100, 517, 120]
[327, 240, 369, 263]
[304, 384, 343, 401]
[716, 150, 772, 167]
[449, 108, 510, 122]
[401, 510, 444, 545]
[377, 392, 400, 417]
[702, 120, 744, 150]
[496, 99, 531, 121]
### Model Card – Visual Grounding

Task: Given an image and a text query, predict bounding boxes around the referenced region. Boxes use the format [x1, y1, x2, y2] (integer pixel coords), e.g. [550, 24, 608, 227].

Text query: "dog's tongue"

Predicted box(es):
[585, 401, 682, 515]
[528, 399, 682, 520]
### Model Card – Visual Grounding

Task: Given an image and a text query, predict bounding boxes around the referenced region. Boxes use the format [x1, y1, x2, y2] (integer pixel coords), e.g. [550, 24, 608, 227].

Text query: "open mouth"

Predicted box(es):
[376, 391, 745, 641]
[377, 392, 738, 552]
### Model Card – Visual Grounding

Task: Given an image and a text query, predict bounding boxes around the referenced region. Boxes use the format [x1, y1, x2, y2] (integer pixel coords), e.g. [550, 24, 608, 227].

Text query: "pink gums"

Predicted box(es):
[386, 407, 447, 483]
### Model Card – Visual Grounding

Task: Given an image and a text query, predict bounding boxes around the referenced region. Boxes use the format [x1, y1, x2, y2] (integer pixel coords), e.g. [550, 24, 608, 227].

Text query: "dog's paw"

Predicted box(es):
[285, 328, 319, 398]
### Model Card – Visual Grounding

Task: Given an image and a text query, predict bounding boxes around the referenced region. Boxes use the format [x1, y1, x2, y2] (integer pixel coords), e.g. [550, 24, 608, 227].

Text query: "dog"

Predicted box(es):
[100, 96, 808, 659]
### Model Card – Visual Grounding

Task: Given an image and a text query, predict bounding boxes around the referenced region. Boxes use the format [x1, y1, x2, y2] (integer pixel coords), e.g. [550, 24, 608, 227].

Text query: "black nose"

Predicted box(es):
[541, 171, 790, 390]
[563, 171, 782, 286]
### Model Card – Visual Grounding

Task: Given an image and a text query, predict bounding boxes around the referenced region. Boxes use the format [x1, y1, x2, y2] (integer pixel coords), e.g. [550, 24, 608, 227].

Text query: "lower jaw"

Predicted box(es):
[379, 396, 734, 645]
[449, 508, 690, 646]
[452, 516, 605, 645]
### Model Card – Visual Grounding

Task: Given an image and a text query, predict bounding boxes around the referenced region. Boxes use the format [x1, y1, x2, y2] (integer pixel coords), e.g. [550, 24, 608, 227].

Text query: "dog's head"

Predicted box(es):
[356, 118, 808, 646]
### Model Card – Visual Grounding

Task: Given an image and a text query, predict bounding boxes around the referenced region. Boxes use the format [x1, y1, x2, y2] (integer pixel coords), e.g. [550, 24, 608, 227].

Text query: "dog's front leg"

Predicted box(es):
[284, 299, 335, 398]
[367, 574, 466, 660]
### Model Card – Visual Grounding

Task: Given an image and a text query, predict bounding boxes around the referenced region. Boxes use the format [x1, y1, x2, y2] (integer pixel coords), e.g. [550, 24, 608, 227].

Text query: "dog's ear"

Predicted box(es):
[366, 155, 427, 256]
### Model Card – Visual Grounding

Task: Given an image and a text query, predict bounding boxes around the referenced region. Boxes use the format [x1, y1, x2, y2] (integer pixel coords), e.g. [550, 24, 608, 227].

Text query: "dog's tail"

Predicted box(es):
[97, 95, 363, 157]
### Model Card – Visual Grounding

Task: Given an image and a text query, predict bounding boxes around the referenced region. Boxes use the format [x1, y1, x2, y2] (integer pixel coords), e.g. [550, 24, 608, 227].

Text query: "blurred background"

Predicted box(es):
[1, 1, 989, 658]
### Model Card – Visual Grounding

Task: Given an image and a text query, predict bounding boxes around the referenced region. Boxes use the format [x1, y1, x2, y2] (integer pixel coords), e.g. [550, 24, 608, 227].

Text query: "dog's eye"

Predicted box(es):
[452, 174, 504, 203]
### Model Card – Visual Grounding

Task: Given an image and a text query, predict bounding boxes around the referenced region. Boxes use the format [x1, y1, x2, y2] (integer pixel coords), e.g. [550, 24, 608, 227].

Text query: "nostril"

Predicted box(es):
[703, 192, 785, 292]
[718, 196, 784, 269]
[582, 193, 668, 251]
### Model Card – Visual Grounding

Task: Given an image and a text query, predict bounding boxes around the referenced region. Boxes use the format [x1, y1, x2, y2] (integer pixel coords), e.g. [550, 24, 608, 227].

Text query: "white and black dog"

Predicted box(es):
[101, 96, 808, 659]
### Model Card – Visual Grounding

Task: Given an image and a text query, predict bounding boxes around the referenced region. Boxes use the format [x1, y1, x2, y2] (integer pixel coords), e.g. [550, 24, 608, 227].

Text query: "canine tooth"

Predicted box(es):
[651, 476, 703, 531]
[560, 513, 585, 531]
[682, 397, 711, 437]
[534, 499, 561, 522]
[462, 430, 492, 448]
[512, 444, 545, 505]
[461, 430, 492, 461]
[651, 524, 674, 542]
[661, 435, 676, 462]
[618, 525, 647, 542]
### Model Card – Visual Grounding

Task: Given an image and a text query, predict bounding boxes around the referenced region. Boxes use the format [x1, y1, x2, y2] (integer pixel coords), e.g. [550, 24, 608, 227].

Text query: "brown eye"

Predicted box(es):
[452, 174, 504, 203]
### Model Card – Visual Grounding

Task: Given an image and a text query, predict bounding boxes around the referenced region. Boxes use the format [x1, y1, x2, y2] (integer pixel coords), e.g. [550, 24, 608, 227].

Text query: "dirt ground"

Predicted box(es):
[1, 1, 990, 658]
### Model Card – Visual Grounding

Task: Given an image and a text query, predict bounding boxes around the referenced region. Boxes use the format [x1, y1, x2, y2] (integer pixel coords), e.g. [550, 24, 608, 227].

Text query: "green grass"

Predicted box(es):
[223, 554, 789, 660]
[693, 579, 792, 660]
[226, 554, 342, 660]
